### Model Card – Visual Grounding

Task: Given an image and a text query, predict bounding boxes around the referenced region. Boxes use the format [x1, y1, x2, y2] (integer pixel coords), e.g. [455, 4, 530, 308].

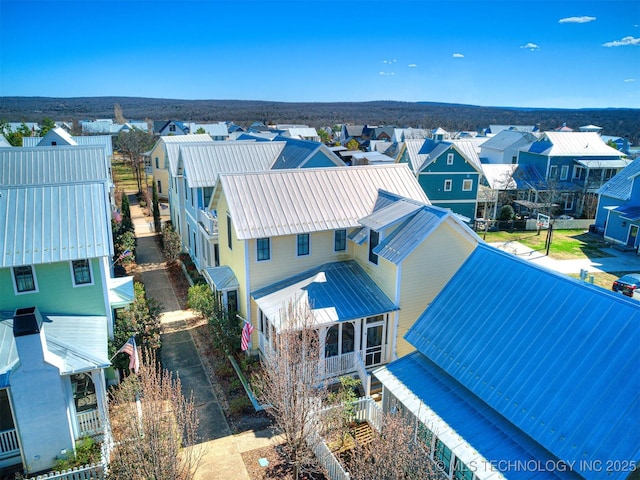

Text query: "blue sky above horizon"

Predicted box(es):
[1, 0, 639, 109]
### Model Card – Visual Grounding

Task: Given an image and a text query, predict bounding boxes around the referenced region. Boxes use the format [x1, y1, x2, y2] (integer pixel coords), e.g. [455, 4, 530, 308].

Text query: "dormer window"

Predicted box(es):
[369, 230, 380, 265]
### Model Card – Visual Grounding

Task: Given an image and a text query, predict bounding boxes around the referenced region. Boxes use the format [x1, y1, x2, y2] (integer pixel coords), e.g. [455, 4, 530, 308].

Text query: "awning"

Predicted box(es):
[203, 266, 239, 291]
[614, 205, 640, 221]
[576, 159, 630, 168]
[108, 276, 135, 308]
[252, 261, 397, 332]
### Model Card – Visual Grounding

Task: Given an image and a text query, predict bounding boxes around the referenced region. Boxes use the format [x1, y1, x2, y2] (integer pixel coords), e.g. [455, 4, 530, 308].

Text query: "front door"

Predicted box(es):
[364, 322, 385, 367]
[627, 225, 638, 248]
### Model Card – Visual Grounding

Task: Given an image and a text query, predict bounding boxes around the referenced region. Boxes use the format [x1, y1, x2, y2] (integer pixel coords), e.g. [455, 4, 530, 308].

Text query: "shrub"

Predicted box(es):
[498, 204, 515, 221]
[214, 361, 234, 379]
[161, 222, 182, 261]
[54, 437, 101, 470]
[187, 284, 215, 319]
[229, 397, 252, 415]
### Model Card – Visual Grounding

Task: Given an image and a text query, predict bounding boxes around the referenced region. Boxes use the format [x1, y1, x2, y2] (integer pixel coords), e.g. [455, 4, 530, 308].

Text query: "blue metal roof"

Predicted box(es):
[615, 204, 640, 221]
[271, 135, 321, 169]
[379, 353, 579, 479]
[252, 261, 397, 329]
[405, 243, 640, 479]
[598, 157, 640, 200]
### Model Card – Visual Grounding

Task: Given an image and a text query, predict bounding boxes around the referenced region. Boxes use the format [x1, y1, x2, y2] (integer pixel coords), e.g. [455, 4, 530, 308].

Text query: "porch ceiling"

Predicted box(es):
[252, 260, 397, 331]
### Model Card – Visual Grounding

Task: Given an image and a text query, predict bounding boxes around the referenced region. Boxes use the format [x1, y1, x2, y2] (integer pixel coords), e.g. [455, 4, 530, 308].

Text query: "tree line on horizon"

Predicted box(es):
[1, 96, 638, 145]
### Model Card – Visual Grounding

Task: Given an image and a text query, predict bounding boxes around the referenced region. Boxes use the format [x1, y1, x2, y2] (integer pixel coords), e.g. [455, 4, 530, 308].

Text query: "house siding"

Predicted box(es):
[0, 258, 106, 315]
[248, 230, 353, 292]
[396, 223, 476, 356]
[149, 142, 170, 200]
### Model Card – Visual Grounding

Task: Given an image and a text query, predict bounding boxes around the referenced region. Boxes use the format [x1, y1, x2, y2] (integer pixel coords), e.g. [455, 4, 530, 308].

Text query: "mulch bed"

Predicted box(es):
[241, 445, 328, 480]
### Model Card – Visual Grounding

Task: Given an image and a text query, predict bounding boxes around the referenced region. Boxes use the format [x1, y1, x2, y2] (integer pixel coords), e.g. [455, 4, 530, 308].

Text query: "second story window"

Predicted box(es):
[71, 259, 92, 286]
[462, 179, 473, 191]
[257, 238, 271, 262]
[297, 234, 310, 256]
[560, 165, 569, 180]
[444, 179, 452, 192]
[155, 157, 159, 169]
[227, 215, 233, 250]
[13, 265, 37, 294]
[368, 230, 379, 265]
[549, 165, 558, 179]
[334, 229, 347, 252]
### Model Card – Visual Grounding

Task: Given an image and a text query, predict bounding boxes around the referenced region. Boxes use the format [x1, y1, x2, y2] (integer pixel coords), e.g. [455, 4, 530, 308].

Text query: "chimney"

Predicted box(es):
[13, 306, 43, 337]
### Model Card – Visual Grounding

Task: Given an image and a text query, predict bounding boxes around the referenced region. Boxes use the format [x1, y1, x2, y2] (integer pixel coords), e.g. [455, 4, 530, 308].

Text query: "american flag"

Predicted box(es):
[241, 321, 254, 351]
[117, 336, 140, 374]
[117, 249, 133, 262]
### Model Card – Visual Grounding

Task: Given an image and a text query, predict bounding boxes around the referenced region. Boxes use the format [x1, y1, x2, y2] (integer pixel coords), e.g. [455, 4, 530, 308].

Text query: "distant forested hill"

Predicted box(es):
[1, 96, 638, 144]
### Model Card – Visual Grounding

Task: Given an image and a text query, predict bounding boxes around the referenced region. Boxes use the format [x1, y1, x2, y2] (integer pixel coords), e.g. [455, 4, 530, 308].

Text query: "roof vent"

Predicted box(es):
[13, 306, 43, 337]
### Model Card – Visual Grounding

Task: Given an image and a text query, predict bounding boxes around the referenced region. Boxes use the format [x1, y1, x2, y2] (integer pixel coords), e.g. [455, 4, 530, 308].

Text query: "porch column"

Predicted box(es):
[90, 369, 109, 434]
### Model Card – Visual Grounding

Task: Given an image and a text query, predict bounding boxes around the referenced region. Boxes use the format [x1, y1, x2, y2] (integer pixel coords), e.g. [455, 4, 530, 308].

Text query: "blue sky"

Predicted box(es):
[1, 0, 639, 109]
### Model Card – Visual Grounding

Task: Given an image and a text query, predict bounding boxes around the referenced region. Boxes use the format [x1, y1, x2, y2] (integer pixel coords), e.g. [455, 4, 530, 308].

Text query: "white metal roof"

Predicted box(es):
[0, 182, 112, 267]
[481, 164, 519, 190]
[539, 132, 624, 157]
[23, 134, 113, 156]
[451, 139, 484, 171]
[220, 164, 429, 240]
[161, 133, 213, 143]
[0, 146, 110, 186]
[480, 130, 538, 151]
[181, 141, 286, 188]
[403, 139, 428, 172]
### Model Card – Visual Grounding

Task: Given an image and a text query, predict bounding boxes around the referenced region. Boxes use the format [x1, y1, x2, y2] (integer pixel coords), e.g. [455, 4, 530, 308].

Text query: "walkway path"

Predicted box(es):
[128, 196, 281, 480]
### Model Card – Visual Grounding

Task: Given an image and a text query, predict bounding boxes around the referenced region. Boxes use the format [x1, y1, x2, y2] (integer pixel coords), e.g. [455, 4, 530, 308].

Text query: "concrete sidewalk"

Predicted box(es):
[128, 195, 281, 480]
[489, 241, 640, 274]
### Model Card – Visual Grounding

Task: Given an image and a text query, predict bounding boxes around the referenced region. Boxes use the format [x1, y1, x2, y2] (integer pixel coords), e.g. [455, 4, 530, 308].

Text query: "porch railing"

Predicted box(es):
[323, 352, 355, 378]
[77, 409, 102, 437]
[0, 428, 19, 458]
[352, 352, 371, 397]
[198, 209, 218, 236]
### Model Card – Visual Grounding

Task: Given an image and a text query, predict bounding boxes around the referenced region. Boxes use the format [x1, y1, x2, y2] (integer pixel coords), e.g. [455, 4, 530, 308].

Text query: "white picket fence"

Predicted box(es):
[27, 463, 104, 480]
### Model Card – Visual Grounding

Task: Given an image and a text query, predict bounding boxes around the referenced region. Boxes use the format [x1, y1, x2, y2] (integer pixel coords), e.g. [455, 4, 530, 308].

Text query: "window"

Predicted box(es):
[368, 230, 379, 265]
[447, 152, 454, 165]
[444, 179, 452, 192]
[297, 234, 310, 256]
[511, 155, 517, 164]
[562, 193, 574, 211]
[434, 439, 452, 474]
[462, 179, 473, 191]
[169, 124, 176, 132]
[227, 215, 233, 250]
[155, 157, 159, 169]
[227, 290, 238, 313]
[157, 179, 162, 194]
[334, 229, 347, 252]
[560, 165, 569, 180]
[13, 266, 37, 293]
[71, 259, 92, 286]
[604, 168, 616, 180]
[453, 458, 474, 480]
[549, 165, 558, 179]
[51, 141, 57, 146]
[573, 166, 585, 180]
[256, 238, 271, 261]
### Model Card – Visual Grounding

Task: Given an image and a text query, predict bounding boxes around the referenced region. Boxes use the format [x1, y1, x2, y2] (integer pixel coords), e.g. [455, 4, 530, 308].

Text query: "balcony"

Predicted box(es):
[198, 209, 218, 237]
[77, 409, 103, 437]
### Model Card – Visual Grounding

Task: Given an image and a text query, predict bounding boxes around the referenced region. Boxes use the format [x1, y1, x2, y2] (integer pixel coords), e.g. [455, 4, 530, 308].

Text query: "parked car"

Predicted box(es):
[612, 273, 640, 299]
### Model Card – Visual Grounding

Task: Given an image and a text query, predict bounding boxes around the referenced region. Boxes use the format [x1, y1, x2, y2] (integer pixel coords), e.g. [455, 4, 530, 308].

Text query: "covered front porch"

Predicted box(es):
[252, 261, 398, 396]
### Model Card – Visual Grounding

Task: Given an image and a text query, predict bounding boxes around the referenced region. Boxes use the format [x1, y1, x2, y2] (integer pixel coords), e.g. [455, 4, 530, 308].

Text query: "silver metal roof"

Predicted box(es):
[576, 158, 630, 168]
[480, 130, 538, 151]
[23, 134, 113, 157]
[359, 199, 422, 230]
[481, 164, 519, 190]
[535, 132, 625, 157]
[0, 146, 110, 186]
[403, 139, 428, 172]
[220, 165, 429, 240]
[181, 141, 286, 188]
[203, 266, 239, 291]
[0, 313, 109, 377]
[1, 182, 112, 267]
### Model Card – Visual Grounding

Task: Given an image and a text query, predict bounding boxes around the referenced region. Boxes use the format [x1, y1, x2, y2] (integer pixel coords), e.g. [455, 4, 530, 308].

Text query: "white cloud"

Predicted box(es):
[624, 78, 636, 82]
[407, 64, 418, 68]
[379, 71, 395, 76]
[452, 53, 464, 58]
[382, 59, 398, 64]
[520, 42, 540, 51]
[559, 16, 596, 24]
[602, 36, 640, 47]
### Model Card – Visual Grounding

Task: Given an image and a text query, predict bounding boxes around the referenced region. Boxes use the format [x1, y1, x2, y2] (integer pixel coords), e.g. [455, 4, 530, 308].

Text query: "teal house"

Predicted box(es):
[0, 146, 133, 474]
[399, 138, 482, 222]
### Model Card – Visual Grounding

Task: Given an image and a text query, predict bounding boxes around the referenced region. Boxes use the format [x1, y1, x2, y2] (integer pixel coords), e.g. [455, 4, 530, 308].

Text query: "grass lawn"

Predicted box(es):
[482, 229, 613, 260]
[567, 271, 623, 290]
[112, 154, 139, 194]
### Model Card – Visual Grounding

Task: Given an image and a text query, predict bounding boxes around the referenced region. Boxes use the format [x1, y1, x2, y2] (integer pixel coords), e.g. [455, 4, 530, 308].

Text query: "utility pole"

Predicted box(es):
[545, 223, 554, 256]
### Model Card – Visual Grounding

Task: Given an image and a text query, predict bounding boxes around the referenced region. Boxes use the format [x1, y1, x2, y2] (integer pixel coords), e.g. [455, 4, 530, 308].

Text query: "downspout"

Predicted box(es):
[244, 239, 252, 351]
[391, 263, 402, 362]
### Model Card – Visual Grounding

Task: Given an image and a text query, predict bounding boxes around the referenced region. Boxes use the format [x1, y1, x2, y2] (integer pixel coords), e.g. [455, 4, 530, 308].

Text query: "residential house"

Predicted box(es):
[7, 123, 40, 136]
[399, 138, 483, 222]
[175, 138, 345, 271]
[479, 130, 539, 164]
[183, 123, 229, 140]
[375, 243, 640, 480]
[153, 120, 190, 136]
[211, 165, 480, 390]
[81, 119, 148, 135]
[594, 157, 640, 250]
[276, 125, 320, 142]
[0, 147, 133, 473]
[517, 132, 629, 217]
[601, 135, 633, 155]
[146, 133, 214, 201]
[431, 127, 450, 141]
[487, 124, 537, 136]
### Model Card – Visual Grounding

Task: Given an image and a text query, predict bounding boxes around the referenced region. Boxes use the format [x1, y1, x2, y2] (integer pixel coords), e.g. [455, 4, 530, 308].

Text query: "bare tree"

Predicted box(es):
[114, 103, 126, 125]
[345, 412, 438, 480]
[108, 350, 203, 480]
[115, 129, 155, 194]
[256, 302, 326, 479]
